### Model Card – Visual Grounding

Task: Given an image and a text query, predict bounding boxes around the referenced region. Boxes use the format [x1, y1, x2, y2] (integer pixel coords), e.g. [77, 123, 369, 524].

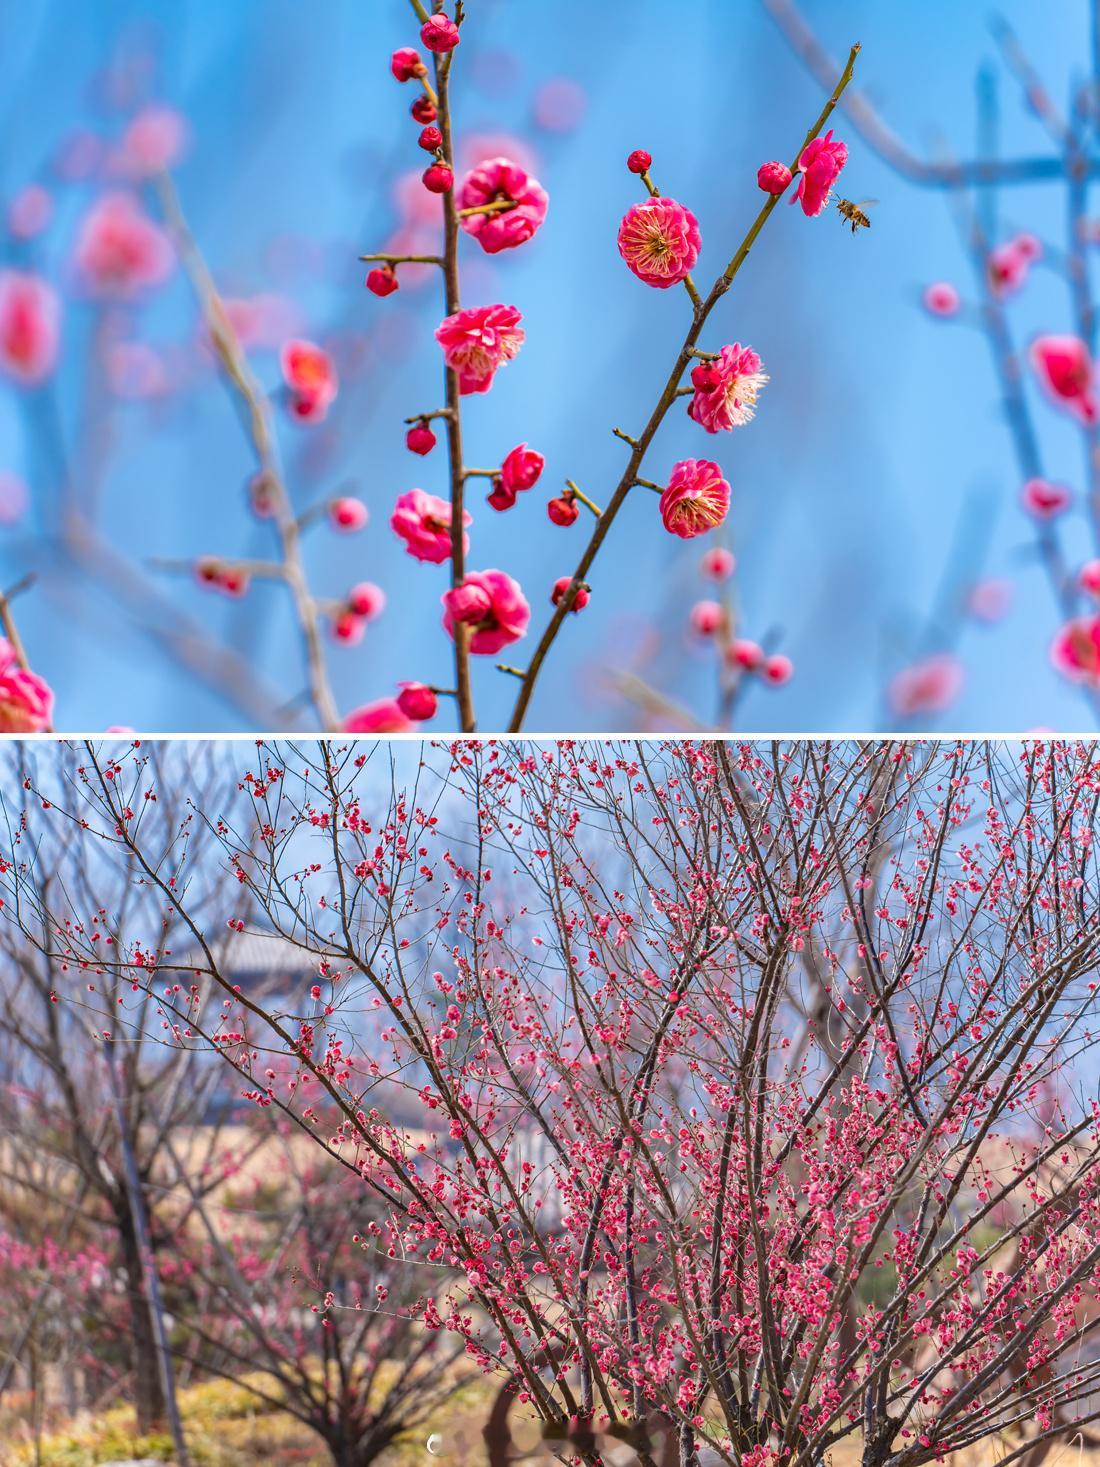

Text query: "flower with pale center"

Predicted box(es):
[659, 459, 731, 539]
[457, 157, 548, 254]
[617, 198, 700, 288]
[435, 304, 524, 394]
[391, 489, 471, 564]
[791, 129, 847, 217]
[442, 569, 530, 655]
[0, 639, 52, 732]
[687, 344, 767, 433]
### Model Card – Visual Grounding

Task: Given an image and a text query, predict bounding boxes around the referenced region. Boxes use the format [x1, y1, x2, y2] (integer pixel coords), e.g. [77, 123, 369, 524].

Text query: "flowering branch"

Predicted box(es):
[504, 42, 862, 731]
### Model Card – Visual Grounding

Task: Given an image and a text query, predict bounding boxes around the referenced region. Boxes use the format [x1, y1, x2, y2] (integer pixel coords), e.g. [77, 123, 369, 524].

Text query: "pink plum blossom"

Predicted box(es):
[328, 497, 368, 532]
[791, 129, 847, 216]
[1051, 616, 1100, 684]
[341, 698, 417, 733]
[0, 272, 60, 384]
[1030, 334, 1098, 424]
[280, 339, 338, 422]
[0, 639, 52, 732]
[700, 547, 736, 580]
[687, 344, 767, 433]
[660, 459, 731, 539]
[923, 282, 960, 316]
[457, 157, 548, 253]
[617, 198, 701, 288]
[888, 653, 964, 718]
[442, 569, 529, 654]
[391, 489, 470, 564]
[689, 600, 724, 636]
[1021, 477, 1071, 519]
[435, 304, 524, 394]
[121, 106, 188, 175]
[500, 443, 544, 494]
[396, 682, 438, 720]
[73, 192, 173, 297]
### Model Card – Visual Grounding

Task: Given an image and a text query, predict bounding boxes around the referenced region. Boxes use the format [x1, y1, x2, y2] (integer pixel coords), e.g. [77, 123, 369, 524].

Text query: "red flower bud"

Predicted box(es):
[627, 150, 652, 175]
[411, 96, 437, 124]
[418, 125, 444, 152]
[547, 494, 579, 527]
[390, 47, 426, 82]
[397, 681, 438, 721]
[421, 13, 460, 53]
[366, 266, 399, 297]
[406, 421, 437, 456]
[552, 576, 589, 612]
[422, 163, 454, 195]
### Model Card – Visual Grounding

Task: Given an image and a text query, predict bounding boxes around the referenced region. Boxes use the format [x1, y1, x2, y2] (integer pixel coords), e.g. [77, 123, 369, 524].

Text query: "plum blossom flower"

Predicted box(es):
[1051, 616, 1100, 684]
[391, 489, 470, 564]
[617, 198, 700, 288]
[757, 161, 792, 195]
[435, 304, 524, 394]
[500, 443, 544, 494]
[888, 653, 964, 718]
[457, 157, 548, 254]
[659, 459, 731, 539]
[0, 272, 60, 384]
[1021, 477, 1071, 519]
[1030, 334, 1098, 424]
[442, 569, 530, 654]
[120, 106, 188, 176]
[762, 653, 793, 685]
[347, 582, 385, 619]
[281, 339, 338, 422]
[329, 497, 368, 531]
[689, 600, 724, 636]
[701, 547, 735, 580]
[923, 282, 960, 317]
[341, 698, 417, 733]
[0, 639, 52, 732]
[687, 344, 767, 433]
[397, 682, 437, 720]
[968, 578, 1013, 623]
[74, 192, 173, 297]
[791, 129, 847, 216]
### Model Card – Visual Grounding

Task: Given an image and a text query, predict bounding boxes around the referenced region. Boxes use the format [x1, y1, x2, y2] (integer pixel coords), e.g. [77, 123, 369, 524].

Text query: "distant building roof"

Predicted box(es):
[181, 927, 320, 984]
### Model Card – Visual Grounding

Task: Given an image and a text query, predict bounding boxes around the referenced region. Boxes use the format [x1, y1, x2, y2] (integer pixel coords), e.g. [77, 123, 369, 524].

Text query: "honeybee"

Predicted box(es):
[836, 197, 877, 233]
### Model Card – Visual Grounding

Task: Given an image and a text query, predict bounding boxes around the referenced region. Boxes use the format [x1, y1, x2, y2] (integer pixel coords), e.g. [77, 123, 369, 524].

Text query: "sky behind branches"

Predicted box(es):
[0, 0, 1093, 731]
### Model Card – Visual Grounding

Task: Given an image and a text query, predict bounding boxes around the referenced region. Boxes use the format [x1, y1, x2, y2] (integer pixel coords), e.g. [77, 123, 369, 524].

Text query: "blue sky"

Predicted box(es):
[0, 0, 1095, 732]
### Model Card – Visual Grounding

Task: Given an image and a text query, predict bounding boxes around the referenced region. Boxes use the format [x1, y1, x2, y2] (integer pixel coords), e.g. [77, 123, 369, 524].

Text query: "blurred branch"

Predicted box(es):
[763, 0, 1100, 186]
[153, 172, 339, 730]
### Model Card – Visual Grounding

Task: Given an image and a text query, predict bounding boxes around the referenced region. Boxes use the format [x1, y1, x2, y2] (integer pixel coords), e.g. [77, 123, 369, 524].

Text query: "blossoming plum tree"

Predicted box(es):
[9, 738, 1100, 1467]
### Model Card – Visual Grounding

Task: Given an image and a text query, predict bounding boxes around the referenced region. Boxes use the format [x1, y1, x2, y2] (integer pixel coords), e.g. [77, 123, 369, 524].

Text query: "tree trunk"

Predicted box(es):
[116, 1207, 168, 1434]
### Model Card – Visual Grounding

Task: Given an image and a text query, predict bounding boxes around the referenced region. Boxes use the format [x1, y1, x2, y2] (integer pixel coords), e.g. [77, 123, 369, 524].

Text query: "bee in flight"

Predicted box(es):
[836, 197, 876, 234]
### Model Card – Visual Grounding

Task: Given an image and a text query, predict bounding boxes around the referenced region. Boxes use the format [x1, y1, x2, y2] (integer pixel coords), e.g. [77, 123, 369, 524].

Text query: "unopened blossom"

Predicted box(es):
[0, 271, 60, 384]
[1021, 477, 1071, 519]
[442, 569, 529, 654]
[0, 639, 52, 732]
[435, 303, 524, 394]
[791, 129, 847, 216]
[418, 125, 443, 152]
[391, 488, 470, 563]
[627, 149, 652, 175]
[196, 557, 249, 597]
[366, 267, 399, 297]
[74, 192, 173, 297]
[457, 157, 548, 253]
[411, 95, 437, 125]
[341, 698, 415, 733]
[689, 600, 723, 636]
[617, 197, 700, 287]
[500, 443, 545, 494]
[281, 339, 338, 422]
[328, 496, 368, 531]
[397, 682, 437, 720]
[762, 653, 793, 685]
[551, 577, 589, 612]
[486, 479, 516, 512]
[660, 459, 731, 539]
[1051, 615, 1100, 684]
[330, 611, 365, 645]
[888, 653, 964, 718]
[700, 546, 735, 580]
[968, 577, 1013, 623]
[121, 106, 188, 175]
[390, 47, 425, 82]
[422, 163, 454, 195]
[989, 234, 1039, 296]
[687, 344, 767, 433]
[547, 492, 579, 526]
[406, 420, 437, 456]
[1080, 560, 1100, 596]
[421, 13, 460, 53]
[923, 282, 960, 316]
[1031, 334, 1098, 424]
[347, 582, 385, 619]
[757, 161, 792, 195]
[729, 638, 762, 670]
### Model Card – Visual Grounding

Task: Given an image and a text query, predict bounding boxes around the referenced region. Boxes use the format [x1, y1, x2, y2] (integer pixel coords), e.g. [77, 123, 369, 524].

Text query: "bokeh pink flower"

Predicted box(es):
[0, 271, 60, 384]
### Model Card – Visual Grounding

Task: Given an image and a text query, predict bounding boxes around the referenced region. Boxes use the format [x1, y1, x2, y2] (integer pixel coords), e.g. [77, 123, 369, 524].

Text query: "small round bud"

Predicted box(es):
[728, 638, 763, 671]
[347, 581, 385, 620]
[422, 162, 454, 195]
[406, 421, 437, 456]
[762, 653, 793, 685]
[421, 13, 460, 53]
[397, 682, 438, 721]
[547, 494, 579, 527]
[366, 266, 399, 297]
[329, 496, 369, 532]
[552, 576, 589, 612]
[390, 47, 426, 82]
[418, 125, 444, 152]
[411, 96, 438, 124]
[627, 149, 652, 175]
[756, 161, 793, 195]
